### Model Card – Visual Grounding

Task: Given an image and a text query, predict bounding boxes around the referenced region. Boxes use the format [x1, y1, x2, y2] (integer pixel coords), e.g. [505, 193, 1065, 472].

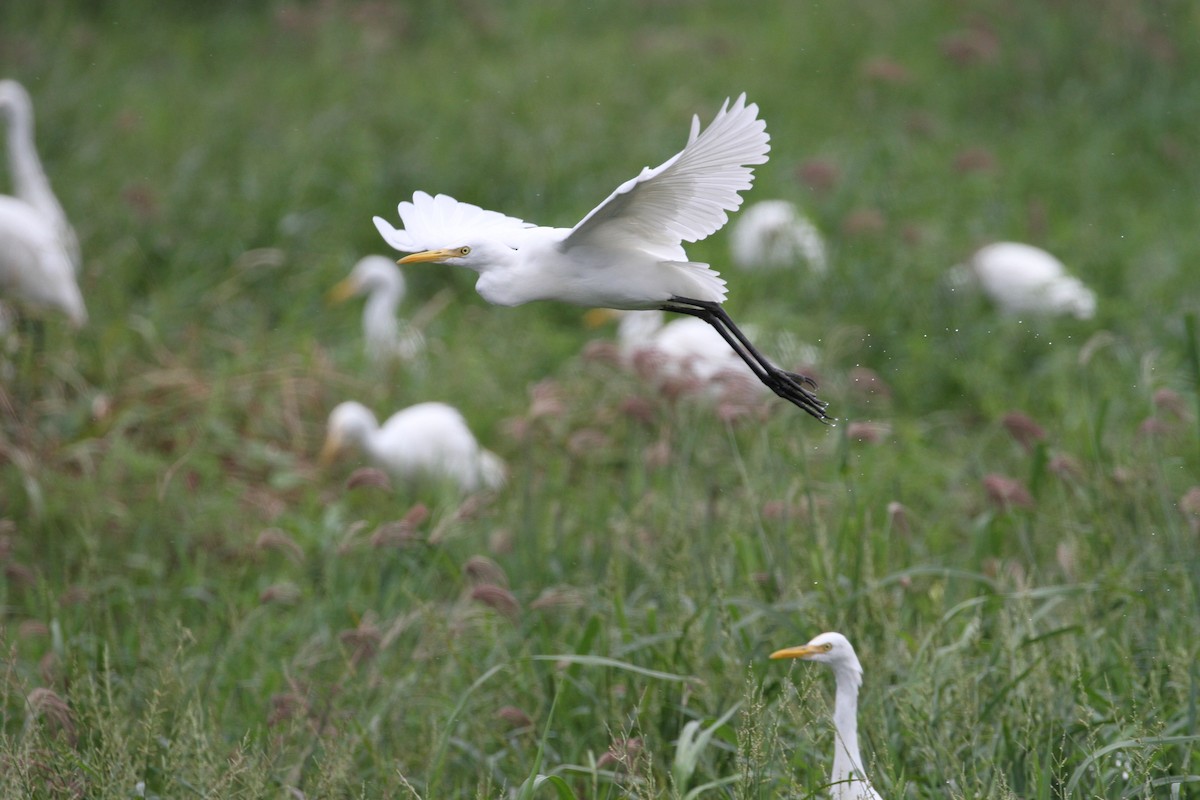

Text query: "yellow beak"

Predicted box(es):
[327, 277, 360, 304]
[398, 248, 460, 265]
[769, 643, 821, 660]
[319, 433, 342, 466]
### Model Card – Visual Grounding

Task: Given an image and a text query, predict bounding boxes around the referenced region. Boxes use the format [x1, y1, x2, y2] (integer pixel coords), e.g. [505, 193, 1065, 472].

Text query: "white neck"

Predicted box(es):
[829, 666, 878, 799]
[363, 285, 401, 350]
[5, 100, 57, 219]
[4, 96, 79, 267]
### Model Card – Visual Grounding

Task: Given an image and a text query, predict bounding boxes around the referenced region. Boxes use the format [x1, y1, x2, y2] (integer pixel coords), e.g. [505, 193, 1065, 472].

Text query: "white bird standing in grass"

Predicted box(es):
[771, 632, 882, 800]
[0, 79, 85, 327]
[321, 401, 506, 492]
[729, 199, 828, 274]
[954, 241, 1095, 320]
[373, 94, 829, 421]
[328, 255, 425, 364]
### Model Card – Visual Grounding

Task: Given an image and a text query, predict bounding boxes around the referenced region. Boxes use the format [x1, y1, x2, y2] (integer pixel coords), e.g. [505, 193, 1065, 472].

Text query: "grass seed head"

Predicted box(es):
[529, 586, 586, 610]
[795, 158, 840, 193]
[463, 555, 509, 588]
[470, 584, 521, 621]
[495, 705, 534, 729]
[842, 208, 887, 236]
[25, 688, 76, 744]
[1179, 487, 1200, 532]
[256, 528, 305, 563]
[983, 473, 1034, 510]
[1048, 453, 1083, 481]
[849, 366, 892, 401]
[1153, 388, 1189, 420]
[345, 467, 392, 492]
[260, 582, 302, 605]
[861, 57, 912, 84]
[887, 500, 911, 535]
[847, 420, 891, 444]
[1002, 411, 1046, 450]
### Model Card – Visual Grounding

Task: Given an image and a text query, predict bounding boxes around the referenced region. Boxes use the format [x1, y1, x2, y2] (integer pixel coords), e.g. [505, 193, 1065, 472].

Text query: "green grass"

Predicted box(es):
[2, 0, 1199, 797]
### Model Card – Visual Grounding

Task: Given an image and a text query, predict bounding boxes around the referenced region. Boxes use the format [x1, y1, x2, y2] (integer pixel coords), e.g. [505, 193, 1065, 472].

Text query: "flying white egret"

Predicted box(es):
[771, 632, 882, 800]
[953, 241, 1095, 320]
[0, 80, 85, 327]
[729, 199, 828, 274]
[321, 400, 506, 492]
[373, 94, 829, 421]
[328, 255, 425, 364]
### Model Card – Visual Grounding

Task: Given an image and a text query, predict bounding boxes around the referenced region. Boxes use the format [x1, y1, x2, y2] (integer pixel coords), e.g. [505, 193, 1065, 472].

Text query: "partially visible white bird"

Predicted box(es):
[0, 80, 79, 270]
[0, 79, 85, 327]
[320, 401, 506, 492]
[328, 256, 425, 364]
[0, 197, 86, 327]
[373, 94, 829, 421]
[729, 199, 827, 274]
[952, 242, 1095, 320]
[771, 632, 883, 800]
[590, 308, 762, 400]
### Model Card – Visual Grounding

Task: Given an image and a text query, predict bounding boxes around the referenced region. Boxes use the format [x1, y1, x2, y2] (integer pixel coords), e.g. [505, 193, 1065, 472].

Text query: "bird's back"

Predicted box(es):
[377, 402, 496, 489]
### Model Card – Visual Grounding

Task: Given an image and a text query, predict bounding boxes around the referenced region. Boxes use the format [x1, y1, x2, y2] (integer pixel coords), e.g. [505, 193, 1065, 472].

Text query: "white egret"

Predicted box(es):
[321, 401, 506, 492]
[373, 94, 829, 421]
[729, 199, 828, 274]
[771, 632, 882, 800]
[0, 80, 85, 326]
[955, 241, 1095, 320]
[328, 255, 425, 364]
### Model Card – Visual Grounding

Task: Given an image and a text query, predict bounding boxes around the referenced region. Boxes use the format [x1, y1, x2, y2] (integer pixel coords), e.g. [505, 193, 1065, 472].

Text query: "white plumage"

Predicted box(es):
[320, 401, 506, 492]
[729, 199, 828, 274]
[956, 242, 1095, 320]
[0, 80, 85, 327]
[373, 95, 828, 421]
[329, 256, 424, 364]
[771, 632, 882, 800]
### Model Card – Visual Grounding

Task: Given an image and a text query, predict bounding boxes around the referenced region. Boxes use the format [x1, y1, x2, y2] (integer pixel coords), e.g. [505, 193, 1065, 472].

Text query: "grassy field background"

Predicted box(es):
[2, 0, 1199, 797]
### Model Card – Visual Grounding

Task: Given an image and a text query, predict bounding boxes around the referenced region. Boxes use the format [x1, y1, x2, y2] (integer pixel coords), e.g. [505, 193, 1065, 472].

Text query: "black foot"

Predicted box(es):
[662, 296, 832, 423]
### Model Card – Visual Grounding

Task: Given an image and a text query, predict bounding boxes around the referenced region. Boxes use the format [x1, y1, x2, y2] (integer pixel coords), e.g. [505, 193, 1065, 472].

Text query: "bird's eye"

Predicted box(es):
[823, 643, 833, 651]
[459, 246, 471, 256]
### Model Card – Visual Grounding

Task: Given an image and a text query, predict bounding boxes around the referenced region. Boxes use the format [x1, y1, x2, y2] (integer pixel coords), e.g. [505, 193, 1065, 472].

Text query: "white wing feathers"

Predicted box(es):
[373, 191, 534, 253]
[562, 94, 770, 259]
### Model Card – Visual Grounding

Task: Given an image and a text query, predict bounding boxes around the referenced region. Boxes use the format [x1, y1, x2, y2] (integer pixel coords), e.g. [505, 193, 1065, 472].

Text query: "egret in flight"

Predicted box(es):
[0, 80, 85, 326]
[321, 400, 506, 492]
[771, 632, 882, 799]
[373, 94, 829, 421]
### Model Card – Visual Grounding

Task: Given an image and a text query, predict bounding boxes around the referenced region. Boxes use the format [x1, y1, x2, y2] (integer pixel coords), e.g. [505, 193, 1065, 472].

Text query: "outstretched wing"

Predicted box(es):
[373, 191, 536, 252]
[561, 94, 769, 260]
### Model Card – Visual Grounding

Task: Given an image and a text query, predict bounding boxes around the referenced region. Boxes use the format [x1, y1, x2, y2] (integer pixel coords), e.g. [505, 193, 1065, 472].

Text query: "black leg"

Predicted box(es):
[662, 297, 831, 422]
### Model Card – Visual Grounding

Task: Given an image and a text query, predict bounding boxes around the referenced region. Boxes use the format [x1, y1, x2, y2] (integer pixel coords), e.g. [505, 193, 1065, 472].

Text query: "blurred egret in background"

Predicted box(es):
[0, 79, 85, 327]
[771, 632, 883, 800]
[729, 199, 828, 274]
[328, 255, 425, 364]
[951, 241, 1095, 319]
[374, 95, 829, 421]
[321, 401, 506, 492]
